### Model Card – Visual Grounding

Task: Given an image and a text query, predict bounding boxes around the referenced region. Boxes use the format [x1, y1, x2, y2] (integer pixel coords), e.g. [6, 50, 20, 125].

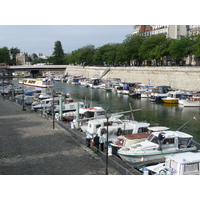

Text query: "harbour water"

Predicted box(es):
[10, 78, 200, 144]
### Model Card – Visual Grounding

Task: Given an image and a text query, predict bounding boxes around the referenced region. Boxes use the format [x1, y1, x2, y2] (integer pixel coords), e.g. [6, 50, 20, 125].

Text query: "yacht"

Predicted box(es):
[117, 130, 197, 163]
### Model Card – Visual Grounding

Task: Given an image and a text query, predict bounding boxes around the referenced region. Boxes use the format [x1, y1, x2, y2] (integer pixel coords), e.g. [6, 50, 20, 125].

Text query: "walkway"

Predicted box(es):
[0, 97, 118, 175]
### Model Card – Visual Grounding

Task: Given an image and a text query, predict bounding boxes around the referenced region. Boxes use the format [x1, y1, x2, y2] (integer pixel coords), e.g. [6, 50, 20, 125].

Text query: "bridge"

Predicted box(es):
[5, 65, 68, 77]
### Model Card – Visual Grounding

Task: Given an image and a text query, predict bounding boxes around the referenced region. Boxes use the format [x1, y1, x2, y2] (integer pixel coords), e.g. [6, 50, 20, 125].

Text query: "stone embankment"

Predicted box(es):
[65, 65, 200, 91]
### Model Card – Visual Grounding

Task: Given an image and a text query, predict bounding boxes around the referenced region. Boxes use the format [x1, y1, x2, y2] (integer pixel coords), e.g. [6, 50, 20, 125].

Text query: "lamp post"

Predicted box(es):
[105, 110, 112, 175]
[51, 89, 55, 129]
[22, 83, 26, 111]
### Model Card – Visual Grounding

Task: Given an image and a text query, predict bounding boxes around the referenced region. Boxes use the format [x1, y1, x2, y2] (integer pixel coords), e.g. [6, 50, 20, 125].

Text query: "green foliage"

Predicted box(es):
[193, 35, 200, 57]
[0, 47, 11, 63]
[169, 36, 193, 63]
[10, 47, 20, 63]
[138, 34, 171, 65]
[53, 41, 64, 64]
[2, 33, 200, 67]
[123, 34, 145, 65]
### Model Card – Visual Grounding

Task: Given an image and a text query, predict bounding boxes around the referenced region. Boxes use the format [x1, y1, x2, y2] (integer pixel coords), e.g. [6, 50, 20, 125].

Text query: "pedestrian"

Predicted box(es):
[94, 133, 100, 150]
[157, 132, 165, 151]
[99, 133, 106, 151]
[86, 132, 92, 147]
[187, 138, 194, 148]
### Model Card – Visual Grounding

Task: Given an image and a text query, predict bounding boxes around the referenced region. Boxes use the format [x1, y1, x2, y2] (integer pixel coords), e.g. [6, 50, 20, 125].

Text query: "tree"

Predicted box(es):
[53, 41, 64, 64]
[169, 36, 193, 65]
[0, 47, 10, 63]
[93, 43, 122, 66]
[71, 45, 95, 65]
[123, 34, 145, 66]
[10, 47, 20, 64]
[192, 34, 200, 65]
[138, 34, 169, 66]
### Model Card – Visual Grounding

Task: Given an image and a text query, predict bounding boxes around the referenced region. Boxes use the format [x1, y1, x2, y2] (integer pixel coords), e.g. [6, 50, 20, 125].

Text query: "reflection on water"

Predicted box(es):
[10, 78, 200, 142]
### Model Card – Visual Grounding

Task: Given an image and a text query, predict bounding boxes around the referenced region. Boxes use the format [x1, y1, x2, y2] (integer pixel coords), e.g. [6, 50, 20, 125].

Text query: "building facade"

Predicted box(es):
[16, 52, 29, 65]
[133, 25, 188, 39]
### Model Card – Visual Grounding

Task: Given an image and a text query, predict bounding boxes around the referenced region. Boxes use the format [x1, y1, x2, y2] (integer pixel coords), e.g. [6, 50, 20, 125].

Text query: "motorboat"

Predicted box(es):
[161, 90, 185, 104]
[111, 126, 170, 155]
[83, 118, 150, 144]
[63, 106, 106, 122]
[117, 130, 197, 163]
[130, 85, 155, 98]
[141, 151, 200, 175]
[19, 78, 54, 88]
[150, 86, 173, 101]
[179, 94, 200, 107]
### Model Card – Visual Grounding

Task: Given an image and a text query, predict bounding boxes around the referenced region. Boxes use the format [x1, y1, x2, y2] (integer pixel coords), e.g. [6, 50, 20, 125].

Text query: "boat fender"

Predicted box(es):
[101, 128, 107, 134]
[117, 128, 123, 136]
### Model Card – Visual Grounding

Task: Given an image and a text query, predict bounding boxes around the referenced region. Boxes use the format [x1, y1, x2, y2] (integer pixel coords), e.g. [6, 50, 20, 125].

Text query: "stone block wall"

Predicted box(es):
[65, 66, 200, 91]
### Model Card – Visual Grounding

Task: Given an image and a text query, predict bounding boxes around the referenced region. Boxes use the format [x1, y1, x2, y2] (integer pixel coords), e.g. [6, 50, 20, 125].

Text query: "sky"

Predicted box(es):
[0, 25, 133, 56]
[1, 1, 198, 58]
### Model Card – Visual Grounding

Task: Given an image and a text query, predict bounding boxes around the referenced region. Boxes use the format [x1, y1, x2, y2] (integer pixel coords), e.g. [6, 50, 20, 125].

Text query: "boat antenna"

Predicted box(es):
[176, 117, 197, 131]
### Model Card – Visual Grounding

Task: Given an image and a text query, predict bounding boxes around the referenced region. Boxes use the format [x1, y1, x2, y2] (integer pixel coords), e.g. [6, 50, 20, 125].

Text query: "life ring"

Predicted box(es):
[117, 128, 123, 136]
[101, 128, 107, 134]
[159, 169, 167, 175]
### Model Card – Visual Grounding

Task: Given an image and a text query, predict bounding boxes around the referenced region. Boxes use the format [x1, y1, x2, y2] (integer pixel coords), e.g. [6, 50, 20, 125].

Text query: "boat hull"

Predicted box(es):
[162, 99, 179, 104]
[179, 99, 200, 107]
[19, 78, 54, 88]
[118, 147, 197, 163]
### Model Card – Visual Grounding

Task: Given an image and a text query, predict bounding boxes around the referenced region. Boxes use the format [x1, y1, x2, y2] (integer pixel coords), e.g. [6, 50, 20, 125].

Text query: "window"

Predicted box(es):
[183, 163, 199, 174]
[170, 160, 178, 170]
[96, 124, 101, 129]
[96, 111, 105, 116]
[147, 134, 154, 142]
[138, 127, 148, 133]
[151, 136, 158, 144]
[123, 129, 133, 135]
[163, 138, 175, 144]
[70, 105, 75, 109]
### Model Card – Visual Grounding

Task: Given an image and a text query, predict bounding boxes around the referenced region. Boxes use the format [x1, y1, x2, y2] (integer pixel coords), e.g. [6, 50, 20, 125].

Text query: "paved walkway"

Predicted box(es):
[0, 97, 118, 175]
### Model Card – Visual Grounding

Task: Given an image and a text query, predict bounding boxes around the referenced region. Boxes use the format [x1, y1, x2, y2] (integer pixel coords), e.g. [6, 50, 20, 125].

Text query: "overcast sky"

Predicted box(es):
[0, 25, 133, 56]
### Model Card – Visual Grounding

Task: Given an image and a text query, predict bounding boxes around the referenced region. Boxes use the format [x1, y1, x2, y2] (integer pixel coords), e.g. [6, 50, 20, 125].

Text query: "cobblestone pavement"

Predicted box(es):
[0, 97, 118, 175]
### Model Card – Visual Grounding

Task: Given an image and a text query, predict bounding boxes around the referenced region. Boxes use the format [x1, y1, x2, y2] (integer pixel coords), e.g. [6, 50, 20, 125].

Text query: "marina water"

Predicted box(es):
[11, 78, 200, 144]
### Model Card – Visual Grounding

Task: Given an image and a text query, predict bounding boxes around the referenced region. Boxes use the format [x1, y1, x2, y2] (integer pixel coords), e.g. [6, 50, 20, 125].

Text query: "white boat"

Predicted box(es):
[131, 85, 155, 98]
[179, 95, 200, 107]
[32, 97, 81, 113]
[142, 151, 200, 175]
[19, 78, 54, 88]
[112, 126, 170, 149]
[110, 126, 170, 155]
[63, 106, 106, 122]
[83, 118, 150, 145]
[117, 130, 197, 163]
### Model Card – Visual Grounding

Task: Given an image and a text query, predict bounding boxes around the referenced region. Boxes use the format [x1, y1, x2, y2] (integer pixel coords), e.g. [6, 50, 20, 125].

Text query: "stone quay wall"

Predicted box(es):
[65, 65, 200, 92]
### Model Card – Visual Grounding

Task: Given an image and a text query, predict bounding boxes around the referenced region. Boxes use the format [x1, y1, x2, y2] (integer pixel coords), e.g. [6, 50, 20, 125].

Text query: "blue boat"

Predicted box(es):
[150, 86, 172, 101]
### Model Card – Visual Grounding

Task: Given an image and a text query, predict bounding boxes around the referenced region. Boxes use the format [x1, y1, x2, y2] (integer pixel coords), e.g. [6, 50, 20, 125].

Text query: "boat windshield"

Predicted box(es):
[147, 134, 154, 141]
[147, 134, 158, 144]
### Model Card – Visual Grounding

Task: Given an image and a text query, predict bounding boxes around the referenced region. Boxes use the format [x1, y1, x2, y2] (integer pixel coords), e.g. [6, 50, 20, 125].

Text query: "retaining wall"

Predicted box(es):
[65, 65, 200, 91]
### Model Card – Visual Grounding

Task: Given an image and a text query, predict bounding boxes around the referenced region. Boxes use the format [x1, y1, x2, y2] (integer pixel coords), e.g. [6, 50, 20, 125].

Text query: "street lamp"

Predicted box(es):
[51, 89, 56, 129]
[22, 83, 26, 111]
[105, 109, 112, 175]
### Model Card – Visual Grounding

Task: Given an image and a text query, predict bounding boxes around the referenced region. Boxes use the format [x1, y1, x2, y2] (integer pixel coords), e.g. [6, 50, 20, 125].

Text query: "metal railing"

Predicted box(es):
[57, 121, 140, 175]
